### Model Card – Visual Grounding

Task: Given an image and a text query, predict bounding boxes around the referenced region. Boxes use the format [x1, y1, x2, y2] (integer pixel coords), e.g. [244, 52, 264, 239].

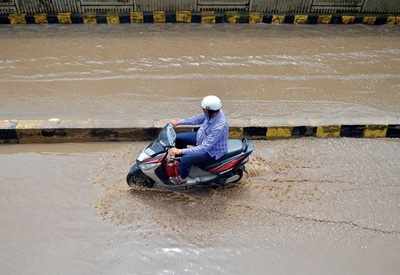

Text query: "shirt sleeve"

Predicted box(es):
[181, 121, 225, 155]
[177, 114, 206, 126]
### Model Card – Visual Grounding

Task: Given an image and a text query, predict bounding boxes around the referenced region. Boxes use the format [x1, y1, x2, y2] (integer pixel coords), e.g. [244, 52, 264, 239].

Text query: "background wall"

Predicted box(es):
[0, 0, 399, 14]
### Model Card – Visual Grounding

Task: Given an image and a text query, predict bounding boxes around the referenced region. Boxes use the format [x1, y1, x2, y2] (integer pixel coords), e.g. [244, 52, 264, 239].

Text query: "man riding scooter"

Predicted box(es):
[169, 95, 228, 185]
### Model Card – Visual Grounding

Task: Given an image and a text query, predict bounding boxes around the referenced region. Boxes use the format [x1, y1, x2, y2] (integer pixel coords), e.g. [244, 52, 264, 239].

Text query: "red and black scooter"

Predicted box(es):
[126, 123, 254, 189]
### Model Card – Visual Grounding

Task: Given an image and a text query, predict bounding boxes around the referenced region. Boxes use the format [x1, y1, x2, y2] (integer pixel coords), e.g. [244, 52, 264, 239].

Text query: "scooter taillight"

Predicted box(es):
[165, 160, 180, 177]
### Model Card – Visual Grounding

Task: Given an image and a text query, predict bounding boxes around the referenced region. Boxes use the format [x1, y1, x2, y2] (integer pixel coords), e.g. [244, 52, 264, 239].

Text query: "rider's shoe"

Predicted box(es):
[169, 176, 186, 185]
[185, 177, 198, 184]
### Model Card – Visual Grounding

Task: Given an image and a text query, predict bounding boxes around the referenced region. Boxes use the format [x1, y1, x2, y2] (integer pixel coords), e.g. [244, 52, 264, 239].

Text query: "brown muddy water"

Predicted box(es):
[0, 139, 399, 274]
[1, 24, 400, 125]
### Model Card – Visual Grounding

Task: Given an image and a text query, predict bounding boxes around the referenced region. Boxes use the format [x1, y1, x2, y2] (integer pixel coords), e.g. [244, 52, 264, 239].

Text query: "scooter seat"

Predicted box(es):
[226, 139, 244, 158]
[205, 139, 244, 169]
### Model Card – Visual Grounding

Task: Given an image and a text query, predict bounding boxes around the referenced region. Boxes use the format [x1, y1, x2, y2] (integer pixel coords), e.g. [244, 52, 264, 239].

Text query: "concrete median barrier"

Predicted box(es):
[0, 12, 399, 25]
[1, 120, 399, 144]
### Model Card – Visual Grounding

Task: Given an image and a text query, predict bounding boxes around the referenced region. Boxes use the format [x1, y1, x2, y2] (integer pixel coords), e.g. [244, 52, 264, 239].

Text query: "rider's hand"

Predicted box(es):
[169, 148, 182, 157]
[169, 119, 180, 128]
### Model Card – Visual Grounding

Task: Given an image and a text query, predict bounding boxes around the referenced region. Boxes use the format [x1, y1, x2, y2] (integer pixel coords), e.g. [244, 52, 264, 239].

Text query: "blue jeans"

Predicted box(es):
[175, 132, 215, 179]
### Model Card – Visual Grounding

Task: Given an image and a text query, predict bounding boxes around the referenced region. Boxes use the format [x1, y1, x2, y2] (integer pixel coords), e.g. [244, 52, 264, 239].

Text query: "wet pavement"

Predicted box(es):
[1, 139, 399, 274]
[1, 24, 400, 126]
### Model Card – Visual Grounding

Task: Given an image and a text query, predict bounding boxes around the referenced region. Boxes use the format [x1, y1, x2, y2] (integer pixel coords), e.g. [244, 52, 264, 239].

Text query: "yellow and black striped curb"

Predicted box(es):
[1, 120, 399, 144]
[1, 12, 399, 25]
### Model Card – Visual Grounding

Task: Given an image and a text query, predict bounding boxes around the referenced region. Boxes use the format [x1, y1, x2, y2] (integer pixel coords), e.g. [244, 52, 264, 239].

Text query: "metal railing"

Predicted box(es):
[80, 0, 133, 13]
[251, 0, 312, 14]
[13, 0, 80, 14]
[0, 0, 16, 14]
[135, 0, 197, 12]
[197, 0, 250, 12]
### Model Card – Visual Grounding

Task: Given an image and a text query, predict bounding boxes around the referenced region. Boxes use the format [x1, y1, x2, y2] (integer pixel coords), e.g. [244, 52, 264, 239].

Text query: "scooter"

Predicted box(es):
[126, 123, 254, 189]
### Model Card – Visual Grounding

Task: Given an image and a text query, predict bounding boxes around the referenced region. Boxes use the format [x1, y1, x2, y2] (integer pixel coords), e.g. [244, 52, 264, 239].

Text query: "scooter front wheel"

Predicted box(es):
[126, 164, 154, 188]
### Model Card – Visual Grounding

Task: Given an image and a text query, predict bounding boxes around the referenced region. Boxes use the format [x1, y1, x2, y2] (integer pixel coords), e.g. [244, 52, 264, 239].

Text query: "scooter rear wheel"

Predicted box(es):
[220, 168, 243, 186]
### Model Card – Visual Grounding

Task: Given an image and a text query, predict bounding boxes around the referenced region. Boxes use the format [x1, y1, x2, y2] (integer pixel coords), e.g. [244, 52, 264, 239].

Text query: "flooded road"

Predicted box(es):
[1, 139, 399, 274]
[1, 23, 400, 274]
[1, 24, 400, 125]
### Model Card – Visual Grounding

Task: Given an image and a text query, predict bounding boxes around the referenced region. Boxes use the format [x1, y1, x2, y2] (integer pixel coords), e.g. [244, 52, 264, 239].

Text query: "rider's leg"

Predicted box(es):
[175, 132, 196, 149]
[179, 151, 215, 179]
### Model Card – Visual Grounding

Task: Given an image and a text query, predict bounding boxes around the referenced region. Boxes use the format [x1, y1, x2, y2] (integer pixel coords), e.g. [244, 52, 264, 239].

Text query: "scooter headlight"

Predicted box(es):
[139, 162, 159, 170]
[137, 151, 149, 162]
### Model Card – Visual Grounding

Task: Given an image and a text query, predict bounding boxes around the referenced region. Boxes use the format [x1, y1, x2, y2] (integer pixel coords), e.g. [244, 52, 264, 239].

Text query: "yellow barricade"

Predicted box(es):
[229, 127, 244, 139]
[341, 16, 355, 24]
[294, 15, 308, 24]
[107, 15, 120, 24]
[16, 120, 42, 144]
[130, 11, 144, 23]
[318, 15, 332, 24]
[153, 11, 165, 23]
[57, 12, 72, 24]
[8, 14, 26, 24]
[363, 16, 376, 25]
[176, 11, 191, 23]
[272, 15, 285, 24]
[201, 11, 215, 24]
[363, 125, 387, 138]
[34, 13, 47, 24]
[249, 12, 263, 24]
[266, 127, 293, 139]
[83, 14, 97, 24]
[387, 16, 400, 25]
[225, 11, 239, 23]
[316, 125, 341, 138]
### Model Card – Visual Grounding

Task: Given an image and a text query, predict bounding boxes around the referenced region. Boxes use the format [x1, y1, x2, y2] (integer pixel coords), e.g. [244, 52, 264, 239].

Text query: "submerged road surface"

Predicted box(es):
[0, 139, 399, 274]
[1, 24, 400, 125]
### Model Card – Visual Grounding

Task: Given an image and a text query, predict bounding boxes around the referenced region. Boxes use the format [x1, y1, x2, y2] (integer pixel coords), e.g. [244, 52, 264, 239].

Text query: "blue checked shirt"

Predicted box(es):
[178, 110, 228, 159]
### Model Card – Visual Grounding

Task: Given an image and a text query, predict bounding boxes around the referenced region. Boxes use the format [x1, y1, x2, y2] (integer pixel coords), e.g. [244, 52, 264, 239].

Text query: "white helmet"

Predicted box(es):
[201, 95, 222, 111]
